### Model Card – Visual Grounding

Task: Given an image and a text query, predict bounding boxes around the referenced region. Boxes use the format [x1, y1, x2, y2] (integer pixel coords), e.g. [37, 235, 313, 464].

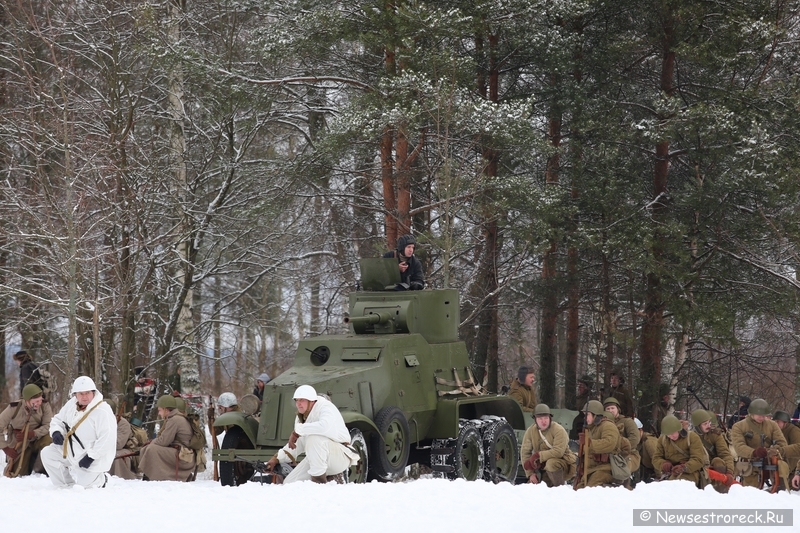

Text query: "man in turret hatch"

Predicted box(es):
[383, 234, 424, 290]
[265, 385, 360, 484]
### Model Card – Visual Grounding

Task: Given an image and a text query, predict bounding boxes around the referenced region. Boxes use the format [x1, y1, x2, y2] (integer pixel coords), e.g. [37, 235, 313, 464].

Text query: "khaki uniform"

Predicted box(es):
[108, 417, 137, 480]
[575, 418, 629, 488]
[520, 420, 576, 486]
[0, 400, 54, 476]
[508, 379, 537, 413]
[731, 416, 787, 488]
[779, 423, 800, 473]
[652, 430, 708, 487]
[614, 415, 641, 472]
[639, 431, 658, 481]
[138, 410, 196, 481]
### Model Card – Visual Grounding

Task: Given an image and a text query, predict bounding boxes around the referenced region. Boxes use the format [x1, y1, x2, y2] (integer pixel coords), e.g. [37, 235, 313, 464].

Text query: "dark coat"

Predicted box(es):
[19, 362, 45, 394]
[382, 251, 424, 290]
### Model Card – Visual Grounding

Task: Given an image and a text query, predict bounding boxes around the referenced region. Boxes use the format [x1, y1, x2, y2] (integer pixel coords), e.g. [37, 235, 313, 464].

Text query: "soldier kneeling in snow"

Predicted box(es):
[139, 395, 196, 481]
[42, 376, 117, 489]
[266, 385, 359, 484]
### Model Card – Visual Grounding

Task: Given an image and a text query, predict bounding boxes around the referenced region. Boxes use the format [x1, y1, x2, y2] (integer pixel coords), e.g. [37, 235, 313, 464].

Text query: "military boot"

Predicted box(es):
[327, 472, 345, 484]
[546, 469, 565, 487]
[310, 475, 328, 484]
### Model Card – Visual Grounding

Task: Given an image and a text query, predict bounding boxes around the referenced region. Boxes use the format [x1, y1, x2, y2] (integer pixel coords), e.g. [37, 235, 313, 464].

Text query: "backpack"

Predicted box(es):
[126, 423, 149, 450]
[185, 413, 207, 451]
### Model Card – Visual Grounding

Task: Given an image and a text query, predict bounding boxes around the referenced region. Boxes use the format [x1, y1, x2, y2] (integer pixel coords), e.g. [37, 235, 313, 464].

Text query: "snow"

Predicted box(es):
[3, 452, 798, 533]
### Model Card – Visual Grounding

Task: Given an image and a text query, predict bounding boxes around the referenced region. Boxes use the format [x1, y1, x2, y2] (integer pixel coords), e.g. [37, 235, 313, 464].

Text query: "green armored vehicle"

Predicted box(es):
[212, 258, 524, 485]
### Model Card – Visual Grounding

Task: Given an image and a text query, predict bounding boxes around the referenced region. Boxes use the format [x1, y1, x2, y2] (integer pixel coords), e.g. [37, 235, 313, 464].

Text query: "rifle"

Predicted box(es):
[4, 416, 33, 478]
[573, 429, 590, 490]
[208, 399, 219, 482]
[755, 434, 779, 492]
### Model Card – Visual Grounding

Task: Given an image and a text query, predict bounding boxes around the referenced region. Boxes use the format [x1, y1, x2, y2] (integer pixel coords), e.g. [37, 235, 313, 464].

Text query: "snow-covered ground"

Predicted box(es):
[3, 451, 798, 533]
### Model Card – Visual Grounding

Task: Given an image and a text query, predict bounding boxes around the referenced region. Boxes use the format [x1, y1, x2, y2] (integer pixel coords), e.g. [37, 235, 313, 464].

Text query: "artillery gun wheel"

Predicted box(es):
[431, 420, 485, 481]
[369, 406, 410, 481]
[219, 426, 255, 486]
[481, 418, 518, 483]
[348, 428, 369, 484]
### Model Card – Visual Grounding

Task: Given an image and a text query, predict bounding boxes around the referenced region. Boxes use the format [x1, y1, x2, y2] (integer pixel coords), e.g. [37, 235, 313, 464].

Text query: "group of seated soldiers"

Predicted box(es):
[1, 383, 231, 483]
[518, 392, 800, 492]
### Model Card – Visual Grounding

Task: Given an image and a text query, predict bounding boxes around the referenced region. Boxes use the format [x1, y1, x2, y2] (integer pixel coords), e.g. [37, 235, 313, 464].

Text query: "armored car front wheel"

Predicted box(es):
[348, 427, 369, 484]
[369, 406, 410, 481]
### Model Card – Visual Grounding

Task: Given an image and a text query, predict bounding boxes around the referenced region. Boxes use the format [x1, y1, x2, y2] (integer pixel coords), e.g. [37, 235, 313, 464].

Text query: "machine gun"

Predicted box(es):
[234, 456, 285, 484]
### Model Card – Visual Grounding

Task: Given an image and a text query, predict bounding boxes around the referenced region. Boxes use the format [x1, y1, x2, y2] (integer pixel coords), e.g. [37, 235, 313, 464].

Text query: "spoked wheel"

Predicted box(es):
[481, 418, 518, 483]
[431, 419, 485, 481]
[348, 427, 369, 484]
[219, 426, 254, 486]
[369, 406, 410, 481]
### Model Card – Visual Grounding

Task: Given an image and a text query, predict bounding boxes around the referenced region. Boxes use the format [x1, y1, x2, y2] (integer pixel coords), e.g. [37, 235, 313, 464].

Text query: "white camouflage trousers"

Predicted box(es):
[41, 444, 106, 488]
[284, 434, 354, 483]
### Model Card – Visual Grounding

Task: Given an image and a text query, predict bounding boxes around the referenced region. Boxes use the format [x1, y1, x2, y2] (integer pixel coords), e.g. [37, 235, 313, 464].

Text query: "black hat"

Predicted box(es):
[518, 366, 533, 382]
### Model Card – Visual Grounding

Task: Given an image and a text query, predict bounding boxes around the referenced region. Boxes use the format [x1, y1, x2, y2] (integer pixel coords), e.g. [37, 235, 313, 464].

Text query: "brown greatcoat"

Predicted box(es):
[780, 422, 800, 472]
[731, 416, 787, 488]
[108, 416, 137, 480]
[613, 415, 641, 472]
[696, 428, 734, 473]
[1, 400, 54, 476]
[653, 430, 708, 487]
[575, 417, 628, 488]
[138, 409, 195, 481]
[508, 378, 537, 413]
[520, 420, 576, 485]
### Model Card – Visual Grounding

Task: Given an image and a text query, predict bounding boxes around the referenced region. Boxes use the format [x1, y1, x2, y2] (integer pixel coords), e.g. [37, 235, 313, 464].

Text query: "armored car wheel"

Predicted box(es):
[369, 406, 410, 481]
[348, 427, 369, 484]
[481, 418, 518, 483]
[431, 420, 485, 481]
[219, 426, 255, 486]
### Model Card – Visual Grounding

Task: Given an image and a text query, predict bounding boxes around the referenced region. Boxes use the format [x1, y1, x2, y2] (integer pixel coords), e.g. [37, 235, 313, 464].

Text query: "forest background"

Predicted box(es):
[2, 0, 800, 422]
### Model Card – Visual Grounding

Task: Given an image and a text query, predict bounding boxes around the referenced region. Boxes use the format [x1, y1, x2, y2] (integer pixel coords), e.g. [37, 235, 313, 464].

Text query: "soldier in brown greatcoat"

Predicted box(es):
[574, 400, 630, 489]
[105, 398, 138, 480]
[606, 368, 634, 418]
[604, 397, 641, 475]
[508, 366, 537, 413]
[691, 409, 734, 492]
[773, 411, 800, 474]
[652, 415, 708, 488]
[730, 399, 787, 488]
[520, 404, 576, 486]
[1, 384, 53, 477]
[138, 395, 196, 481]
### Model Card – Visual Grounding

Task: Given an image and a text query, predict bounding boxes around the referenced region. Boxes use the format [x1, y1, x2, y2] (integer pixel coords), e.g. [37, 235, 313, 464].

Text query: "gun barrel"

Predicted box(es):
[344, 312, 392, 325]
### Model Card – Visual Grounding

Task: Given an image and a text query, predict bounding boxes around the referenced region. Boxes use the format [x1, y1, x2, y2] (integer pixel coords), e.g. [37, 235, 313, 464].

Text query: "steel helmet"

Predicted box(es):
[70, 376, 97, 395]
[22, 384, 43, 401]
[156, 394, 176, 409]
[661, 415, 682, 435]
[603, 397, 621, 408]
[293, 384, 317, 401]
[533, 404, 551, 417]
[748, 398, 770, 416]
[691, 409, 713, 427]
[773, 411, 791, 423]
[218, 392, 238, 408]
[585, 400, 605, 416]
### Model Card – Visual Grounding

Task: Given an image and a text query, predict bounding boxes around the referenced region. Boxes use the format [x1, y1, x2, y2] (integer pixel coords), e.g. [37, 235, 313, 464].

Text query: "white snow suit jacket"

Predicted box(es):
[276, 395, 358, 464]
[49, 391, 117, 473]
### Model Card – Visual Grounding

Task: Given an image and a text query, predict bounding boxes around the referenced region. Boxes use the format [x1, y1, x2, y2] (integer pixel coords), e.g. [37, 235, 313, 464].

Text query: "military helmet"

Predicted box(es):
[773, 410, 791, 423]
[690, 409, 713, 427]
[661, 415, 682, 435]
[218, 392, 238, 408]
[70, 375, 97, 395]
[293, 384, 317, 401]
[585, 400, 606, 416]
[578, 374, 594, 385]
[748, 398, 770, 416]
[105, 398, 118, 413]
[22, 384, 43, 401]
[534, 404, 551, 417]
[174, 396, 187, 413]
[156, 394, 176, 409]
[603, 397, 620, 407]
